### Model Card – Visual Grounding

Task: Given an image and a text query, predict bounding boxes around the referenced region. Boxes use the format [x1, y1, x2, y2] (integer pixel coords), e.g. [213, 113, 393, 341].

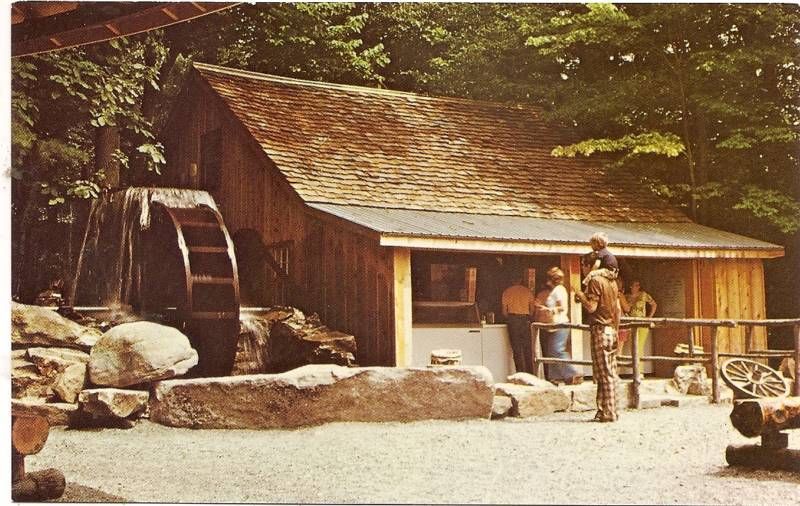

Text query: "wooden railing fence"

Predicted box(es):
[531, 318, 800, 409]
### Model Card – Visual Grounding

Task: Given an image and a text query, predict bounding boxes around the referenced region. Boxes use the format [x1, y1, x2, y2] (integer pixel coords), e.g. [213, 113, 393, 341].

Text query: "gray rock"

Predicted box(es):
[12, 399, 79, 426]
[268, 310, 357, 372]
[11, 302, 100, 351]
[12, 358, 54, 400]
[495, 382, 570, 417]
[89, 322, 198, 387]
[491, 395, 513, 419]
[54, 363, 87, 403]
[507, 372, 554, 388]
[79, 388, 150, 419]
[568, 381, 630, 412]
[150, 364, 494, 429]
[672, 365, 710, 395]
[27, 347, 90, 366]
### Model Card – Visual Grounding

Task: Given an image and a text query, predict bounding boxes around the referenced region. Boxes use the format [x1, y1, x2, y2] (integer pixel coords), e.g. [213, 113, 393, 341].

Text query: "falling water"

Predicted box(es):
[70, 187, 218, 309]
[232, 316, 272, 375]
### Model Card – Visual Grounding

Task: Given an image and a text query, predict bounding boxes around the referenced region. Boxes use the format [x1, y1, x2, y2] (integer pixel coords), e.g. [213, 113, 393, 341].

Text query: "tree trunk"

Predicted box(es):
[12, 468, 66, 501]
[729, 397, 800, 437]
[725, 444, 800, 472]
[693, 110, 709, 223]
[95, 125, 121, 188]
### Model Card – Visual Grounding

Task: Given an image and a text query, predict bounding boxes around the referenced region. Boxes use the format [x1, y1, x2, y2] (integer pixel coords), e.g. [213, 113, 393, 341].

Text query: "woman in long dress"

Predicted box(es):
[541, 267, 582, 385]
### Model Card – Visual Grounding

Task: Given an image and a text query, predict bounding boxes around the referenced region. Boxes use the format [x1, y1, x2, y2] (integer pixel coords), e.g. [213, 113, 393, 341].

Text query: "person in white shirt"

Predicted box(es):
[541, 267, 582, 385]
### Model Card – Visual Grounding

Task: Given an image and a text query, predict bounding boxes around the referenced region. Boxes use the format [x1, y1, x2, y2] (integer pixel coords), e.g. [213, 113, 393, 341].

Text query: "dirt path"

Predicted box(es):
[29, 404, 800, 504]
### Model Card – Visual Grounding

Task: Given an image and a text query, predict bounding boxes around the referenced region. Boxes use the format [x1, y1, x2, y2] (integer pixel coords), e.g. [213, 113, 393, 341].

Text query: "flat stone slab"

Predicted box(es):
[150, 364, 494, 429]
[12, 399, 79, 426]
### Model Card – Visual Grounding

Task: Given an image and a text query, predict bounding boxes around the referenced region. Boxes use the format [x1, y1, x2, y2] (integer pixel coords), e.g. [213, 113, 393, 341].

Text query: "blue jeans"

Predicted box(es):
[542, 328, 579, 381]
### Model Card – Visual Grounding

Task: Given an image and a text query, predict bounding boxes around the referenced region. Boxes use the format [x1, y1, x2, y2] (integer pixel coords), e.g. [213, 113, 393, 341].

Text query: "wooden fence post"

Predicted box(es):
[688, 326, 695, 357]
[631, 324, 641, 409]
[711, 326, 720, 404]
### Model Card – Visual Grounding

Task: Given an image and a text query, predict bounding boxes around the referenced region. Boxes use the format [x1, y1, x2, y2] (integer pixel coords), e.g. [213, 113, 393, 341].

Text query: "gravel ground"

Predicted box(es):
[27, 404, 800, 504]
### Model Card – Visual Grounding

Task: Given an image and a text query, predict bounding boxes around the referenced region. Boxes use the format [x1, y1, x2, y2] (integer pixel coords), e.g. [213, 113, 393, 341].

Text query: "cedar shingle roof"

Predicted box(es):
[193, 63, 690, 223]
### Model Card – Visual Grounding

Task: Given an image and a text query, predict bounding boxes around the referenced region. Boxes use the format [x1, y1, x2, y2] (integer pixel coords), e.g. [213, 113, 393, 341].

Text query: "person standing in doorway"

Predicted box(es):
[626, 279, 658, 377]
[574, 253, 621, 422]
[541, 267, 582, 385]
[502, 274, 535, 374]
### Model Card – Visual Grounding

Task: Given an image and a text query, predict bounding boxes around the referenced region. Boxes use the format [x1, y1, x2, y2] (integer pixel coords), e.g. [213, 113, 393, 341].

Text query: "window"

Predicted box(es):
[200, 128, 222, 191]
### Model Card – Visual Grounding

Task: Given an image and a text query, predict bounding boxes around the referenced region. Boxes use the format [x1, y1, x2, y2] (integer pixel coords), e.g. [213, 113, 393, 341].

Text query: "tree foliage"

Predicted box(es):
[10, 3, 800, 305]
[523, 4, 800, 235]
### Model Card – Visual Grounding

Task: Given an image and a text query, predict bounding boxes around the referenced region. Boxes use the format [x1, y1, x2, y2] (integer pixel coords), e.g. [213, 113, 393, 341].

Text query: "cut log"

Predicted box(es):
[11, 415, 49, 455]
[12, 468, 66, 502]
[729, 397, 800, 438]
[725, 444, 800, 472]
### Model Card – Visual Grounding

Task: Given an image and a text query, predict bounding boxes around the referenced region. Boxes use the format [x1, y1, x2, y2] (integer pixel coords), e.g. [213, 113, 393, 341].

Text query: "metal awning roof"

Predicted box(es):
[308, 203, 783, 259]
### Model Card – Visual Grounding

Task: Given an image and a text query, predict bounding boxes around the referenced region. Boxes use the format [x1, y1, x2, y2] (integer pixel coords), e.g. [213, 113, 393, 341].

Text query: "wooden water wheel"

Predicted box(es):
[721, 358, 789, 399]
[145, 204, 240, 377]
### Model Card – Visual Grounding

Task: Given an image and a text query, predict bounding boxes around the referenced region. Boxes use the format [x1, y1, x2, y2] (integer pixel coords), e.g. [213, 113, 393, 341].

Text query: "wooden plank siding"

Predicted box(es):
[694, 258, 767, 355]
[162, 77, 396, 366]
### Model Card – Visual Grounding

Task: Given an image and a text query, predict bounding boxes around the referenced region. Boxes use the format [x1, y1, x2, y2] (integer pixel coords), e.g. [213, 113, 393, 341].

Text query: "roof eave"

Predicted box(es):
[378, 234, 785, 259]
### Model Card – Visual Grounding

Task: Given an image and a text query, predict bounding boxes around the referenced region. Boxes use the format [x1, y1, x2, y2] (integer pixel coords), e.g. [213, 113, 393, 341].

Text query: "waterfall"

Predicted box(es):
[70, 187, 219, 309]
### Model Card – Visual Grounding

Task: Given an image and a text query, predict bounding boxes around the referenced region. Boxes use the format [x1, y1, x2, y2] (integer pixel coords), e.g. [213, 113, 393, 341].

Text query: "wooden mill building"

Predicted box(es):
[162, 63, 784, 377]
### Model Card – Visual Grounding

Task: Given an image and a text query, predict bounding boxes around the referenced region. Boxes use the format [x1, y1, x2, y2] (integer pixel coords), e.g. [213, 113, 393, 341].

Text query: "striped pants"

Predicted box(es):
[590, 324, 619, 421]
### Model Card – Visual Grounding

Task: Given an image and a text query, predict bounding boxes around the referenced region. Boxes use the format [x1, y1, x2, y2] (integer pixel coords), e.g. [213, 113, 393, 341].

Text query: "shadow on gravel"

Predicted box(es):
[711, 467, 800, 484]
[52, 483, 128, 502]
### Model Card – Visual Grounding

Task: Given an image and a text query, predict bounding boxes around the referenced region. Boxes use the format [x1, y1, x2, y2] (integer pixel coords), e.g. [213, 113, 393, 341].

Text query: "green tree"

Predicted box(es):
[11, 36, 167, 299]
[525, 4, 800, 236]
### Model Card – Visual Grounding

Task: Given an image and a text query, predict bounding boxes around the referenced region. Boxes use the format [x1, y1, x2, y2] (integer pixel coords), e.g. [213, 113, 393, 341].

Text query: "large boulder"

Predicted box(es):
[494, 382, 571, 417]
[150, 364, 494, 429]
[12, 302, 100, 351]
[89, 322, 198, 387]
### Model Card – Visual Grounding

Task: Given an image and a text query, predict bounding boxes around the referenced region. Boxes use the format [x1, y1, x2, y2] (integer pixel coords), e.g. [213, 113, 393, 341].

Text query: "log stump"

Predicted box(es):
[11, 415, 66, 501]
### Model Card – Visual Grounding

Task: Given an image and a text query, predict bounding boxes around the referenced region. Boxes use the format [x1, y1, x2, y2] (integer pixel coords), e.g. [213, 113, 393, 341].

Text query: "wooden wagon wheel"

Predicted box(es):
[721, 358, 789, 399]
[148, 203, 240, 377]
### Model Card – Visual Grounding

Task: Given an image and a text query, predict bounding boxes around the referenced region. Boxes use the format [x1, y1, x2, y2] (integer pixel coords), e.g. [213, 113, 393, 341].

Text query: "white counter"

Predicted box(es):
[411, 324, 515, 382]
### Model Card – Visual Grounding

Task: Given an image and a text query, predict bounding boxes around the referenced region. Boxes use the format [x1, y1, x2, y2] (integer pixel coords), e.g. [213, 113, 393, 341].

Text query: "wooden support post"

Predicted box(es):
[711, 326, 720, 404]
[393, 248, 413, 367]
[631, 325, 641, 409]
[794, 324, 800, 397]
[531, 324, 542, 379]
[688, 326, 695, 357]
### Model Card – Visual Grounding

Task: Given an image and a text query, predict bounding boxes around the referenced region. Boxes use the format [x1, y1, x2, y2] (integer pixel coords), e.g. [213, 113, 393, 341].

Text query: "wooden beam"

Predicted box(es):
[12, 3, 239, 57]
[379, 235, 783, 259]
[393, 248, 413, 367]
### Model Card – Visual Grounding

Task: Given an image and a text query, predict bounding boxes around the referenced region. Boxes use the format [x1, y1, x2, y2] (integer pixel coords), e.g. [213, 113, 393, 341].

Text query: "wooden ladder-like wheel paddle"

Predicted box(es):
[151, 204, 240, 377]
[721, 358, 789, 400]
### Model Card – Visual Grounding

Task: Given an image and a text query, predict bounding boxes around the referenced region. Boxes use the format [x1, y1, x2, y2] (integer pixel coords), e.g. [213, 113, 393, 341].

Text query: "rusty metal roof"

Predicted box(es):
[308, 203, 782, 254]
[192, 63, 692, 223]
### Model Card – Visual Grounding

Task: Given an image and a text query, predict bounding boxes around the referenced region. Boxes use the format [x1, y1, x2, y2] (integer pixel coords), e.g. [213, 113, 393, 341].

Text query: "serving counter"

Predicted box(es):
[411, 323, 516, 382]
